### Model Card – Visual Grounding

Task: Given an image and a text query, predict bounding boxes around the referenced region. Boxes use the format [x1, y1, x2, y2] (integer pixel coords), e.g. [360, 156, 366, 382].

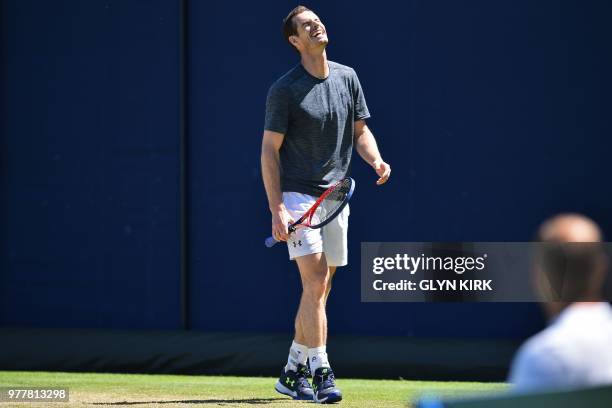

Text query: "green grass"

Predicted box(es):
[0, 371, 507, 407]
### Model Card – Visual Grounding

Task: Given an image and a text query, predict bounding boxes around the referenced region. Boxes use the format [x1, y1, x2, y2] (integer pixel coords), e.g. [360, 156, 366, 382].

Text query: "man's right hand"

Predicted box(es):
[271, 205, 294, 242]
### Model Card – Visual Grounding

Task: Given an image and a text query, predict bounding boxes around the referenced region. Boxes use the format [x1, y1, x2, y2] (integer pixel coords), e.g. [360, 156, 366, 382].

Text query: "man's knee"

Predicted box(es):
[303, 270, 329, 300]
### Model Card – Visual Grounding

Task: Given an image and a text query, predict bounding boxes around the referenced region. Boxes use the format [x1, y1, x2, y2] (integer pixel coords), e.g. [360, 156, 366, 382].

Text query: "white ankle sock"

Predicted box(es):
[284, 340, 308, 372]
[308, 346, 330, 372]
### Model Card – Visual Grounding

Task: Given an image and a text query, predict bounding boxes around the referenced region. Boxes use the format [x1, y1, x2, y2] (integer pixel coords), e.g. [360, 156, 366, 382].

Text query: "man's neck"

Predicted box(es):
[301, 49, 329, 79]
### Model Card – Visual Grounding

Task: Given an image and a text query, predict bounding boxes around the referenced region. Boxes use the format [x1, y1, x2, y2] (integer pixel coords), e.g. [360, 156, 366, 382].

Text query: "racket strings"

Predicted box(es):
[310, 178, 352, 227]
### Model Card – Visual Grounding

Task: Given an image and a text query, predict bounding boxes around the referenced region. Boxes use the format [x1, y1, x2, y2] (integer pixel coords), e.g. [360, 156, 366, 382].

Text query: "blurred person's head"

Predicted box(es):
[535, 213, 607, 318]
[283, 6, 329, 55]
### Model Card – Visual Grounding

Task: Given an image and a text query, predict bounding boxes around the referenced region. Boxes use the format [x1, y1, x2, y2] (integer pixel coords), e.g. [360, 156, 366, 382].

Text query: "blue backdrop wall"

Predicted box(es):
[1, 0, 182, 329]
[2, 0, 611, 339]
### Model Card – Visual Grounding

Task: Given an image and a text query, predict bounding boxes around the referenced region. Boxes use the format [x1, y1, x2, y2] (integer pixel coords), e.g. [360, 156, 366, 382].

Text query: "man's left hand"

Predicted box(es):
[373, 159, 391, 185]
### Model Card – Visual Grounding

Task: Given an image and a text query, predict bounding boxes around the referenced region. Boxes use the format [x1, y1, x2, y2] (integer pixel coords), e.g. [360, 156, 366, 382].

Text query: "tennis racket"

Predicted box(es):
[264, 177, 356, 248]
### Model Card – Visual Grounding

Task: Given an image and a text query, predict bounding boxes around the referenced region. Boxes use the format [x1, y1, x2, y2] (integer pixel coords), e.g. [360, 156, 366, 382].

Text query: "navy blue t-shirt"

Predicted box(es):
[264, 61, 370, 196]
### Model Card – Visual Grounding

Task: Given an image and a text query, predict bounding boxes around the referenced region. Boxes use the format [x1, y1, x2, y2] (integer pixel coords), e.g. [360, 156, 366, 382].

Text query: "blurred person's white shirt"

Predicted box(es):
[509, 302, 612, 392]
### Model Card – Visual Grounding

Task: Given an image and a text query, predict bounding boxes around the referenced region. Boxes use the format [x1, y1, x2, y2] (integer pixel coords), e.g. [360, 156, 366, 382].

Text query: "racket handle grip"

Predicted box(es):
[265, 236, 279, 248]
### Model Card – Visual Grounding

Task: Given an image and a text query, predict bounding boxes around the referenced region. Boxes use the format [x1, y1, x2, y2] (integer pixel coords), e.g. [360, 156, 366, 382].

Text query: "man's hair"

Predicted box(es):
[535, 214, 607, 302]
[536, 243, 604, 301]
[283, 5, 311, 53]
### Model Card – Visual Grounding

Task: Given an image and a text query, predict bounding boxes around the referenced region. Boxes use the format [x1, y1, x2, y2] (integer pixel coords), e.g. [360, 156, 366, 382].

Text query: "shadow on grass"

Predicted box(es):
[92, 397, 287, 405]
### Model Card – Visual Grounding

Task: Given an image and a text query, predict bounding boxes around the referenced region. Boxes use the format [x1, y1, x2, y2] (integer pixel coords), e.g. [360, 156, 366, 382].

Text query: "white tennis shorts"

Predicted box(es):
[283, 191, 350, 267]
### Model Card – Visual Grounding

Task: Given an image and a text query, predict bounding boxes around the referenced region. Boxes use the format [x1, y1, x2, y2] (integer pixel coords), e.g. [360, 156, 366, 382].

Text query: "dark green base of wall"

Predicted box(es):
[0, 328, 520, 381]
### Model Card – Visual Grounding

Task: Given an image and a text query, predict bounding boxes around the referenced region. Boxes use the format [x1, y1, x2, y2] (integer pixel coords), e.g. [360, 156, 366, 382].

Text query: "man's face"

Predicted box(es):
[290, 11, 328, 52]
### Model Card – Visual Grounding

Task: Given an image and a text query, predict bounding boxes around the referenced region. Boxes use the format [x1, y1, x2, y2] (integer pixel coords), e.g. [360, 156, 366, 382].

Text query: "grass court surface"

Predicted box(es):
[0, 371, 507, 407]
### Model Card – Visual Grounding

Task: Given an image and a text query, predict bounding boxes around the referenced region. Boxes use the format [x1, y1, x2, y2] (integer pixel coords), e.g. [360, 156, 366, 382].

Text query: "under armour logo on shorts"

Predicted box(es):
[292, 240, 303, 248]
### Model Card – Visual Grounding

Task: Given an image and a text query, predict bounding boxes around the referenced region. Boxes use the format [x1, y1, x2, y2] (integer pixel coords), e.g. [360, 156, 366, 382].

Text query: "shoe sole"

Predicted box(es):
[315, 390, 343, 404]
[275, 381, 314, 401]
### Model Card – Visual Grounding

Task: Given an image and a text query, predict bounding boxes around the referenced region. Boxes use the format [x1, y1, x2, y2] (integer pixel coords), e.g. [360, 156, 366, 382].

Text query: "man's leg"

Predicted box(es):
[324, 267, 337, 303]
[295, 265, 334, 348]
[295, 253, 329, 349]
[302, 203, 346, 403]
[295, 264, 335, 359]
[322, 266, 336, 344]
[276, 253, 328, 401]
[294, 254, 342, 403]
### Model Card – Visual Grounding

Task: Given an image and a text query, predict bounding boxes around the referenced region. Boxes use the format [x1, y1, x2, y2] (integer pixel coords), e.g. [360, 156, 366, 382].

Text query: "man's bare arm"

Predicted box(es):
[261, 130, 293, 241]
[354, 120, 391, 185]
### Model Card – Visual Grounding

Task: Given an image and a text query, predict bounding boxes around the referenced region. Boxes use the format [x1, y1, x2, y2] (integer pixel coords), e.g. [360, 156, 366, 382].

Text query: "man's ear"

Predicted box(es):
[289, 35, 300, 48]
